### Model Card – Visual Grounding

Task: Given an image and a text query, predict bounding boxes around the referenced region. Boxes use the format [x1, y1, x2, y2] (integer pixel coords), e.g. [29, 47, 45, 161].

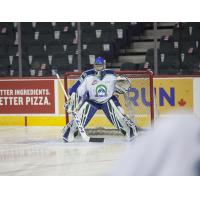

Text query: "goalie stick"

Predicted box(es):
[56, 73, 104, 143]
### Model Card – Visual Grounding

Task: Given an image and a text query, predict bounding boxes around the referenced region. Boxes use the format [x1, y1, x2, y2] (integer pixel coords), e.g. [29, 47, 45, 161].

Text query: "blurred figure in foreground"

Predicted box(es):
[111, 112, 200, 176]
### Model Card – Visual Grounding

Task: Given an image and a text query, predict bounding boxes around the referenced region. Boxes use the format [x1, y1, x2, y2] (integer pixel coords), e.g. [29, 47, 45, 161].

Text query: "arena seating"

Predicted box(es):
[4, 22, 199, 76]
[120, 62, 139, 71]
[144, 22, 200, 74]
[0, 22, 141, 77]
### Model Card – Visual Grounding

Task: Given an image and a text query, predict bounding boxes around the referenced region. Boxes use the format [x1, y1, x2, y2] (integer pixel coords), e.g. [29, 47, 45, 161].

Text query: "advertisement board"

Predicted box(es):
[0, 76, 198, 126]
[154, 78, 193, 113]
[0, 79, 55, 114]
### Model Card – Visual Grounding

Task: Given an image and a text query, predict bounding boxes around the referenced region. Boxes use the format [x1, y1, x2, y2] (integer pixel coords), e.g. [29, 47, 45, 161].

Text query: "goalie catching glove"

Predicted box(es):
[64, 92, 80, 113]
[115, 75, 131, 94]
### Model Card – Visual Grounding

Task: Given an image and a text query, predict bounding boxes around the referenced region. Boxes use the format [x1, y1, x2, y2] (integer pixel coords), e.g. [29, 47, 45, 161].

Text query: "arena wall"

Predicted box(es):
[0, 76, 199, 126]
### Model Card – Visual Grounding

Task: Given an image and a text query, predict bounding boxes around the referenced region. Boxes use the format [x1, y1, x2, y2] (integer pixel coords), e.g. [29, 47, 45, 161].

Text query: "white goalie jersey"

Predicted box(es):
[78, 70, 116, 103]
[69, 69, 131, 104]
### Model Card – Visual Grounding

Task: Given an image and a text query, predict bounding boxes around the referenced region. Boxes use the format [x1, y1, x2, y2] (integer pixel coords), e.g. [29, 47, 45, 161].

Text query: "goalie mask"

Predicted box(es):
[94, 57, 106, 72]
[115, 75, 131, 94]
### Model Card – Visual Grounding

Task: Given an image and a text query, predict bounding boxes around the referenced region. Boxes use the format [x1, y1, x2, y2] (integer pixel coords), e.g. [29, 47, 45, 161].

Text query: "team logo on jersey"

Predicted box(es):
[95, 84, 108, 97]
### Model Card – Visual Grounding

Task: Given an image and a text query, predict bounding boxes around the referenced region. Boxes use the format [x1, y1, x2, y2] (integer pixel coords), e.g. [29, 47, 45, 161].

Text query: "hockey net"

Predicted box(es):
[64, 70, 156, 134]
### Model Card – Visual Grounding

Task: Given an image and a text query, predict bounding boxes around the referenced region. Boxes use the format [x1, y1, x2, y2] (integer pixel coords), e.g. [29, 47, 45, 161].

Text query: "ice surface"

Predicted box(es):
[0, 126, 132, 175]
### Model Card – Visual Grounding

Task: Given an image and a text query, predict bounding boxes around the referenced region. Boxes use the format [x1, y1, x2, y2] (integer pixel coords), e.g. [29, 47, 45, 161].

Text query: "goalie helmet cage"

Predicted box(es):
[64, 70, 155, 132]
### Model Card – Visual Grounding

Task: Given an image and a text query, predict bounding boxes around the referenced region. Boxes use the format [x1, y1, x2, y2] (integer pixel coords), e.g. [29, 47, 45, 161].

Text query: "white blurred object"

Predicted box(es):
[111, 112, 200, 176]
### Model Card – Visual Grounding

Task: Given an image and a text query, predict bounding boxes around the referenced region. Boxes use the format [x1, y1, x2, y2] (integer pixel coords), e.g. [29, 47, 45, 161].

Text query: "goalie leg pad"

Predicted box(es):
[63, 101, 98, 142]
[77, 101, 98, 127]
[102, 98, 138, 140]
[62, 120, 77, 142]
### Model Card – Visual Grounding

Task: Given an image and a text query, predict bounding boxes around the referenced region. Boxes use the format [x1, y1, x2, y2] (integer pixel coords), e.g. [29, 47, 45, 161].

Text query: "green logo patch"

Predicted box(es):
[95, 84, 108, 97]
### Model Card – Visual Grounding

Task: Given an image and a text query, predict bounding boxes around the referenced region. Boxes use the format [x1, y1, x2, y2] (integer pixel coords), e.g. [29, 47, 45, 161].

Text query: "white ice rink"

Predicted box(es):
[0, 126, 132, 176]
[1, 114, 199, 176]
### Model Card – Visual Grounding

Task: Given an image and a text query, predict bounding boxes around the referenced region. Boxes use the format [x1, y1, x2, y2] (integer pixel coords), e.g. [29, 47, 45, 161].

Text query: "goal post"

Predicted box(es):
[64, 70, 155, 131]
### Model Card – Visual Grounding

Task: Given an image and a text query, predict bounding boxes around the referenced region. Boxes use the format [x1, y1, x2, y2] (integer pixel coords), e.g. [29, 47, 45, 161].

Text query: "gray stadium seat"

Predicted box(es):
[46, 44, 65, 56]
[0, 57, 10, 76]
[54, 22, 76, 32]
[159, 54, 179, 74]
[21, 22, 34, 34]
[60, 32, 76, 44]
[27, 45, 46, 56]
[10, 56, 30, 76]
[37, 33, 55, 44]
[180, 54, 200, 74]
[35, 22, 54, 33]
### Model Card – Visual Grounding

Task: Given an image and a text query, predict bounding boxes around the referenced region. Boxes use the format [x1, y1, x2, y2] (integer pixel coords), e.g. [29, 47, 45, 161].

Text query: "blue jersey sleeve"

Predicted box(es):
[69, 80, 81, 95]
[68, 71, 88, 95]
